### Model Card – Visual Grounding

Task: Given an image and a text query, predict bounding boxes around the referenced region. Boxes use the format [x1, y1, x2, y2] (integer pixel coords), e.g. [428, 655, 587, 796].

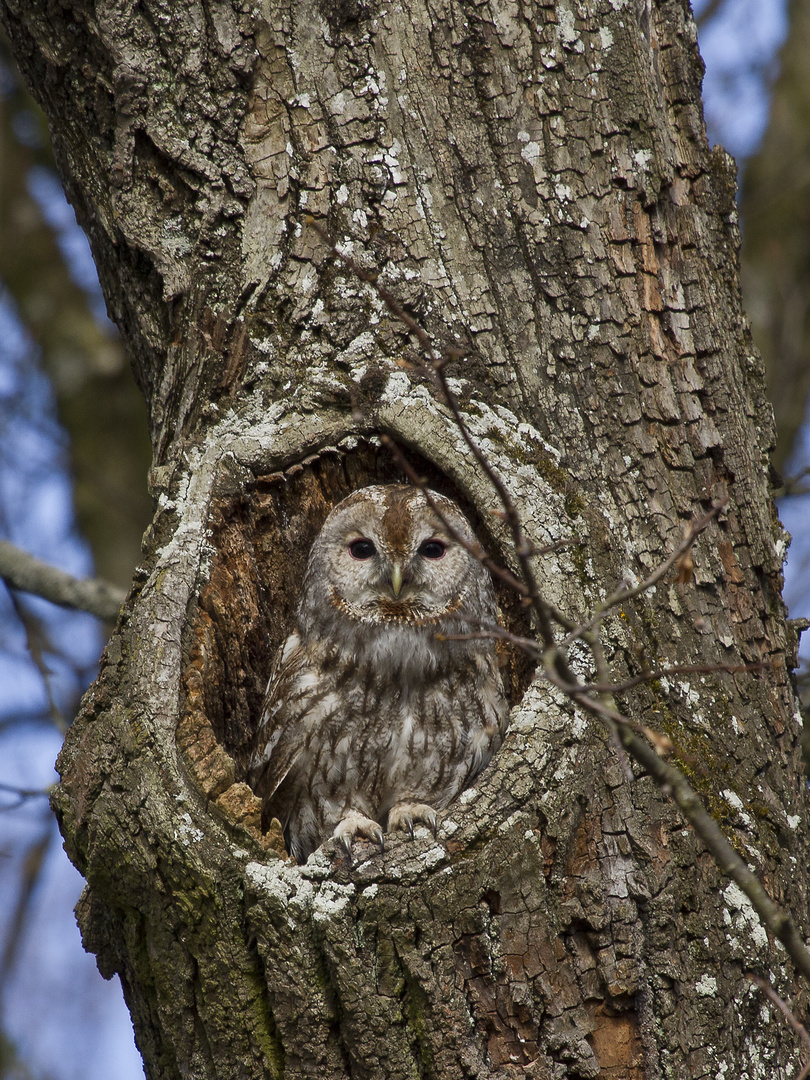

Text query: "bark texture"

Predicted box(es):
[2, 0, 808, 1076]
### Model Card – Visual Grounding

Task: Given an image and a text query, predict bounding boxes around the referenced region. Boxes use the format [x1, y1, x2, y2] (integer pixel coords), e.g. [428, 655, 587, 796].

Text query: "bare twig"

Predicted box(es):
[0, 782, 52, 811]
[311, 220, 563, 651]
[551, 686, 810, 981]
[558, 661, 765, 696]
[521, 538, 580, 560]
[378, 433, 531, 600]
[0, 822, 53, 989]
[560, 500, 728, 649]
[440, 626, 763, 699]
[748, 974, 810, 1053]
[313, 220, 810, 988]
[436, 621, 543, 655]
[694, 0, 727, 29]
[0, 539, 125, 620]
[777, 465, 810, 498]
[6, 588, 66, 732]
[609, 708, 810, 982]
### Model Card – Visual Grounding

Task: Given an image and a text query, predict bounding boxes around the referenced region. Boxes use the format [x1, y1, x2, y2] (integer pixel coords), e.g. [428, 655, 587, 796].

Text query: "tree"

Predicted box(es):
[741, 0, 810, 477]
[1, 0, 808, 1076]
[0, 29, 152, 587]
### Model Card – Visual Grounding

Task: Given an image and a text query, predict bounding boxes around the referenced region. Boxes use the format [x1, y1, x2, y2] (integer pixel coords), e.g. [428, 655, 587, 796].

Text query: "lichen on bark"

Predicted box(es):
[2, 0, 808, 1074]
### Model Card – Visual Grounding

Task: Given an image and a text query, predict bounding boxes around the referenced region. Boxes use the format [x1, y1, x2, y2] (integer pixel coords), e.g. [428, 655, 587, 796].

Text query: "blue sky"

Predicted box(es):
[695, 0, 789, 159]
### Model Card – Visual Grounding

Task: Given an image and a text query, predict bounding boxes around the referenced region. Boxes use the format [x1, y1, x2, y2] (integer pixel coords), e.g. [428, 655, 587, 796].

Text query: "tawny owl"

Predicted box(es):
[248, 484, 509, 863]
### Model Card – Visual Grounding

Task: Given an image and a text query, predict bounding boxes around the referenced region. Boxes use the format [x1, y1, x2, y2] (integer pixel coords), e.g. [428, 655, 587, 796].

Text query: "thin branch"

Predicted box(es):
[541, 669, 673, 746]
[594, 700, 810, 983]
[0, 821, 53, 989]
[560, 500, 728, 649]
[380, 435, 580, 639]
[522, 537, 580, 560]
[377, 433, 530, 597]
[0, 539, 125, 619]
[747, 974, 810, 1053]
[436, 622, 543, 656]
[583, 608, 636, 780]
[431, 360, 553, 640]
[440, 628, 763, 696]
[332, 232, 589, 697]
[776, 466, 810, 498]
[310, 220, 561, 645]
[559, 661, 765, 696]
[313, 220, 810, 988]
[0, 782, 52, 811]
[694, 0, 728, 30]
[777, 464, 810, 496]
[6, 587, 66, 732]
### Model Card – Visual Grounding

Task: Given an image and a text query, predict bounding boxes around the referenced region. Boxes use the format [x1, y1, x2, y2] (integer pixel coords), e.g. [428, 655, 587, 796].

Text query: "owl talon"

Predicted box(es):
[339, 835, 354, 865]
[333, 810, 386, 860]
[388, 802, 440, 840]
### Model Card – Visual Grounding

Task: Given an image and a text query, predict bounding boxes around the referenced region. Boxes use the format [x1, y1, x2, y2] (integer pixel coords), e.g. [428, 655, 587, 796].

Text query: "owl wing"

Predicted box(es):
[248, 632, 311, 802]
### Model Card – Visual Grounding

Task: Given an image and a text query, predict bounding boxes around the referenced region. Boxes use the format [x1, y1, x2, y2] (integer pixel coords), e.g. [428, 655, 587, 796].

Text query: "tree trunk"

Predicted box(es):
[2, 0, 807, 1076]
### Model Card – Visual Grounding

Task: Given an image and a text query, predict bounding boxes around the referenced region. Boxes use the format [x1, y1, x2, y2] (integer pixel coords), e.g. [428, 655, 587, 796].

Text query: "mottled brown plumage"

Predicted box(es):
[248, 484, 509, 863]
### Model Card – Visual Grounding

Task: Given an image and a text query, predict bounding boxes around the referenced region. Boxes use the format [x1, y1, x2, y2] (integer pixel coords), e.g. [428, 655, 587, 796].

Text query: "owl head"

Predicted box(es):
[297, 484, 494, 635]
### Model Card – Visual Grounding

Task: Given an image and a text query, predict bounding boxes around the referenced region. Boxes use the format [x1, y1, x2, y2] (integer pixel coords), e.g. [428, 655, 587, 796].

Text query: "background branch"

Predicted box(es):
[0, 539, 125, 620]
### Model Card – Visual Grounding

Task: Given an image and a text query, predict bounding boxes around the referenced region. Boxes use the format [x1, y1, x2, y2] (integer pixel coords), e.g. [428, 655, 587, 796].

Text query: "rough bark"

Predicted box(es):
[1, 0, 808, 1077]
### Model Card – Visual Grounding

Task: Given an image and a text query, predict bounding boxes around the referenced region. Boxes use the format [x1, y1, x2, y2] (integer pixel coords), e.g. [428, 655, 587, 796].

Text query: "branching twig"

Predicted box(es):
[748, 974, 810, 1055]
[591, 697, 810, 983]
[436, 621, 544, 655]
[0, 539, 125, 620]
[0, 822, 52, 991]
[555, 661, 765, 696]
[310, 219, 563, 651]
[777, 465, 810, 498]
[0, 782, 52, 812]
[378, 433, 531, 600]
[559, 500, 728, 649]
[694, 0, 728, 30]
[312, 219, 810, 991]
[6, 588, 66, 732]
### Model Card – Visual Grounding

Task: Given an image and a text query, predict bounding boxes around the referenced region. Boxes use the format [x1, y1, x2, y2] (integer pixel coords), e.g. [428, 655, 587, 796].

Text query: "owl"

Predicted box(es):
[248, 484, 509, 863]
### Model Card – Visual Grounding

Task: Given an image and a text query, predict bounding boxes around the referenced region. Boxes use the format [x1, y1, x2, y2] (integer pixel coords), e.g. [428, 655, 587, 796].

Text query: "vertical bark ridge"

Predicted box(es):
[2, 0, 806, 1074]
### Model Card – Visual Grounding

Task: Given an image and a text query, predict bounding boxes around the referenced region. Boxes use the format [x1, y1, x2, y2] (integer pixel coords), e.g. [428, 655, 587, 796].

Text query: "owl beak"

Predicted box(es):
[390, 563, 404, 598]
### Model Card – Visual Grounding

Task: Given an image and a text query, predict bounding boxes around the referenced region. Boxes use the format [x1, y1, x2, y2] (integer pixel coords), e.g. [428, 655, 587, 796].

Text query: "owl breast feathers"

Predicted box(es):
[248, 484, 509, 863]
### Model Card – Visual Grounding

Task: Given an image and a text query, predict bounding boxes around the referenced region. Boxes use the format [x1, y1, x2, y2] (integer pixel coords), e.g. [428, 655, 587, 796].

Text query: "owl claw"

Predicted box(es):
[339, 834, 354, 865]
[388, 802, 439, 840]
[333, 810, 386, 861]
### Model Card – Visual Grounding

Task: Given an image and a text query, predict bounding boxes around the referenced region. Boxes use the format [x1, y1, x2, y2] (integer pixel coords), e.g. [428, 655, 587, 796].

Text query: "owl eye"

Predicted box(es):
[349, 538, 377, 560]
[418, 539, 446, 559]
